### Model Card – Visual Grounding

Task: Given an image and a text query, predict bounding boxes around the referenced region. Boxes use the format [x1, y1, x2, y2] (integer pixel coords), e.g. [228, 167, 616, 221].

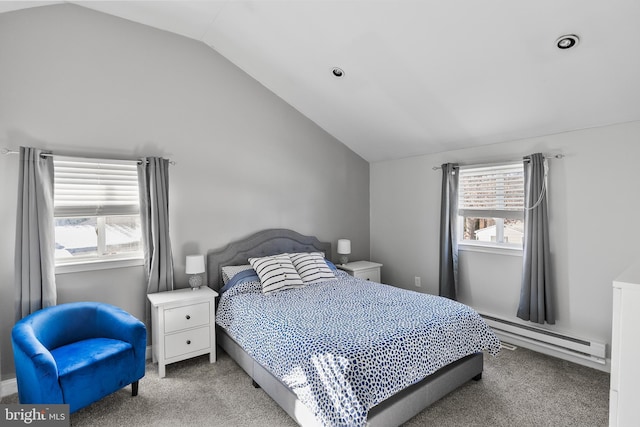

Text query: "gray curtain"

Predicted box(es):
[517, 153, 555, 324]
[439, 163, 459, 300]
[15, 147, 56, 321]
[138, 157, 174, 294]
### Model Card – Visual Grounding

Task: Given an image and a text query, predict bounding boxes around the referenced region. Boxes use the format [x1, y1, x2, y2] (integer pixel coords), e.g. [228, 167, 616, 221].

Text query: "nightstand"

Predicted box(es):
[337, 261, 383, 282]
[147, 286, 218, 378]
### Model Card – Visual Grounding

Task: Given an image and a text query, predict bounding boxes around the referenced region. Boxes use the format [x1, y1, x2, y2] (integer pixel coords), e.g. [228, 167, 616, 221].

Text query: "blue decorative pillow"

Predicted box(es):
[221, 264, 254, 284]
[220, 269, 260, 294]
[248, 255, 305, 294]
[324, 259, 338, 272]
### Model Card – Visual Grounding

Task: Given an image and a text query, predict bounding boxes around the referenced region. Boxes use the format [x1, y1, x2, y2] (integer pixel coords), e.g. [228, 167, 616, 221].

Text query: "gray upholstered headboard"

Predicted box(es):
[206, 229, 332, 292]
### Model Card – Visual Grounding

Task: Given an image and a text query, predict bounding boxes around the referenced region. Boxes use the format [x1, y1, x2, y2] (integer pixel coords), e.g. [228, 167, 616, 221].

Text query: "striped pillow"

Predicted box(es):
[289, 252, 336, 284]
[248, 255, 305, 294]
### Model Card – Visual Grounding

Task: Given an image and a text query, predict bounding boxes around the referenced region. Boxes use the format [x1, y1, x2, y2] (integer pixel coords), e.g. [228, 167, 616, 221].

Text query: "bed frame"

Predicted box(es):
[207, 228, 483, 426]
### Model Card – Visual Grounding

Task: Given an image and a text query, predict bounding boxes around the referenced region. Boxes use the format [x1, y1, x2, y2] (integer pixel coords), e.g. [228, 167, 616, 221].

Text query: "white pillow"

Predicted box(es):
[289, 252, 336, 284]
[248, 255, 305, 294]
[221, 264, 254, 284]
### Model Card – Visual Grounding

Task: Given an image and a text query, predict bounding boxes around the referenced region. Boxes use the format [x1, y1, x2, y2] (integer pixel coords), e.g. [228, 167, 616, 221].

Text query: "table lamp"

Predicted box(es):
[337, 239, 351, 265]
[186, 255, 205, 290]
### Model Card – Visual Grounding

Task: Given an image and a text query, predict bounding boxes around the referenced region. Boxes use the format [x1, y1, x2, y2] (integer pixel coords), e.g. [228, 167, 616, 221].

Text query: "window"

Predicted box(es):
[53, 157, 143, 265]
[458, 162, 524, 249]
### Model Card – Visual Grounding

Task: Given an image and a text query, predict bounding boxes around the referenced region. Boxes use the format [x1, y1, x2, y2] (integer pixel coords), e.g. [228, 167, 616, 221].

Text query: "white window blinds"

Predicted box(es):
[53, 157, 140, 217]
[458, 163, 524, 220]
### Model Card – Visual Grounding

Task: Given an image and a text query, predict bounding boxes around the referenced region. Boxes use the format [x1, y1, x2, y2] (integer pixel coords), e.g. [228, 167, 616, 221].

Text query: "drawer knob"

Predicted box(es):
[186, 340, 191, 345]
[185, 315, 191, 320]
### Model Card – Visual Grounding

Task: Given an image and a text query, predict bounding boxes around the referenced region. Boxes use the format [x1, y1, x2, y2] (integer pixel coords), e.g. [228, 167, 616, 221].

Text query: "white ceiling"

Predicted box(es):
[3, 1, 640, 162]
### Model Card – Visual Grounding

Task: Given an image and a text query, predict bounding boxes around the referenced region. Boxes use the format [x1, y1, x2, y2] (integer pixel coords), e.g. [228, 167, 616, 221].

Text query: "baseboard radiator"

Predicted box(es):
[480, 314, 606, 365]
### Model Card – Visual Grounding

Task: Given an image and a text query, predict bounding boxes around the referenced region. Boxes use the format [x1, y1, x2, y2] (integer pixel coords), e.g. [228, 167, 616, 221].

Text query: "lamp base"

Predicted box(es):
[189, 274, 202, 290]
[339, 255, 349, 265]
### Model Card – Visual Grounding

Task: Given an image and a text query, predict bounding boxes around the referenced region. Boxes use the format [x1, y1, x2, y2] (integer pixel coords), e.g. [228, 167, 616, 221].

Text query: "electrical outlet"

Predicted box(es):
[414, 276, 421, 287]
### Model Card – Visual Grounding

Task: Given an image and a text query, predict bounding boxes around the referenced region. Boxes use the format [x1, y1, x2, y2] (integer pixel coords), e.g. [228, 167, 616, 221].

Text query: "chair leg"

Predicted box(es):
[132, 381, 139, 396]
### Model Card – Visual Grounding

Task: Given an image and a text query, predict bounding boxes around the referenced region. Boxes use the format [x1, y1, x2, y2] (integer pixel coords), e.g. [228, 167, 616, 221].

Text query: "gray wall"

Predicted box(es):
[0, 4, 370, 379]
[371, 120, 640, 368]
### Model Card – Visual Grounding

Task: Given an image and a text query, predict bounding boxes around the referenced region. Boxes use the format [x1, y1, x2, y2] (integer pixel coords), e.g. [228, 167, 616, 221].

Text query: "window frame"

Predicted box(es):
[457, 161, 525, 253]
[53, 156, 144, 269]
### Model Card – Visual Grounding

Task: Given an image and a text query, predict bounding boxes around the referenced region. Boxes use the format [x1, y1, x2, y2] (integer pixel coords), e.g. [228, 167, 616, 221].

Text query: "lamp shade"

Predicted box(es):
[337, 239, 351, 255]
[185, 255, 205, 274]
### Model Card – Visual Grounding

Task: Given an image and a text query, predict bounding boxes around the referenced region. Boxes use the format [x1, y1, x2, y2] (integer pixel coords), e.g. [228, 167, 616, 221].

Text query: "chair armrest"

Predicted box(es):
[95, 304, 147, 380]
[95, 304, 147, 356]
[11, 323, 64, 404]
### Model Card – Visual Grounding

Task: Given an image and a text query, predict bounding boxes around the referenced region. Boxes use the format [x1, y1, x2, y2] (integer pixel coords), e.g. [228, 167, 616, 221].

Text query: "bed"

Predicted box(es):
[207, 228, 500, 426]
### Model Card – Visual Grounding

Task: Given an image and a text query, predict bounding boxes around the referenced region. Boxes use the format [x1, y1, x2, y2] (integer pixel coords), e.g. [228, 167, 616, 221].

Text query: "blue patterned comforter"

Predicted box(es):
[217, 270, 500, 426]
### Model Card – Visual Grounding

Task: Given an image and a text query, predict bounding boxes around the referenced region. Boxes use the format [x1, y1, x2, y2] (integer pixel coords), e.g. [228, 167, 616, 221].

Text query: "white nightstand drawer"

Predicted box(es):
[354, 268, 380, 282]
[165, 326, 211, 359]
[164, 301, 210, 333]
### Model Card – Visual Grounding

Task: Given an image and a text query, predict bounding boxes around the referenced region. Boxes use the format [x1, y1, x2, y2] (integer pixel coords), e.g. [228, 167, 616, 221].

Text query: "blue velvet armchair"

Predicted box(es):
[11, 302, 146, 413]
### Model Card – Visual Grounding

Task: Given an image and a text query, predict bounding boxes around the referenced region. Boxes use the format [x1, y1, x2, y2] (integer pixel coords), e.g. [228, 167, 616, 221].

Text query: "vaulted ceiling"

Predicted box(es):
[3, 1, 640, 162]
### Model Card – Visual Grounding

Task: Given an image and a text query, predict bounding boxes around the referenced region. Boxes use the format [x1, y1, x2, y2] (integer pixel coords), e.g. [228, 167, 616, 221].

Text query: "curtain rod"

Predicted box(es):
[431, 154, 564, 171]
[1, 147, 175, 165]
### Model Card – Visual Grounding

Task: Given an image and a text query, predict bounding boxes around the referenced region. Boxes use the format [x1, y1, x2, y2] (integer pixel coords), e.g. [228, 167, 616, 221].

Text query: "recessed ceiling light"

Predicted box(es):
[332, 67, 345, 78]
[556, 34, 580, 49]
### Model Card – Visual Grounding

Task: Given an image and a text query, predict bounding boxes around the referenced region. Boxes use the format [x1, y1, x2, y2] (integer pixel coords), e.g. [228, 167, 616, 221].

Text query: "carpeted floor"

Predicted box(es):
[2, 345, 609, 426]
